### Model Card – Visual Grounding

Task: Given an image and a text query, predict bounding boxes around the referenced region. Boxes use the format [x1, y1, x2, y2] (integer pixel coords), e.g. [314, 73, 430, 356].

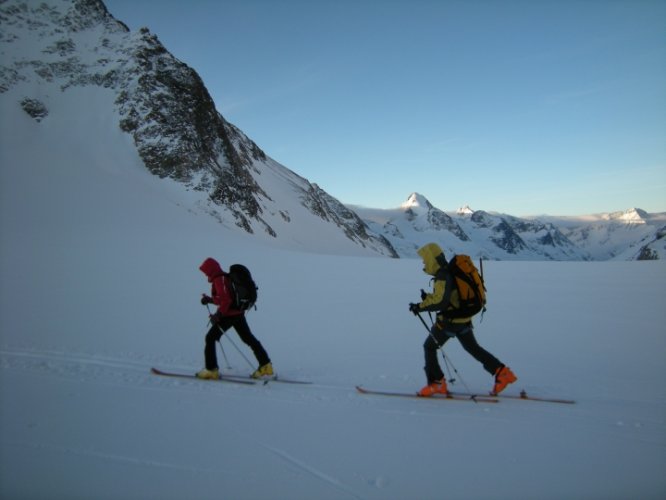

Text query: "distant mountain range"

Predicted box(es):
[351, 193, 666, 260]
[2, 0, 663, 261]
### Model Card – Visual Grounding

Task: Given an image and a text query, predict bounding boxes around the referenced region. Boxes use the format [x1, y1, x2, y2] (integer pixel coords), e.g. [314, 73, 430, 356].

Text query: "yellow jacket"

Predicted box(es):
[417, 243, 471, 324]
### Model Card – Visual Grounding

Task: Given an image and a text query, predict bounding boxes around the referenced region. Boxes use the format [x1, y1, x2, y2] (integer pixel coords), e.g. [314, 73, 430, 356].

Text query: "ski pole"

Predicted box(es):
[428, 311, 456, 384]
[415, 313, 451, 376]
[416, 313, 453, 379]
[415, 313, 474, 397]
[217, 340, 232, 370]
[416, 311, 432, 333]
[420, 289, 434, 326]
[205, 303, 214, 323]
[424, 309, 456, 382]
[441, 350, 457, 384]
[423, 309, 455, 383]
[206, 304, 255, 370]
[224, 334, 255, 370]
[205, 304, 232, 369]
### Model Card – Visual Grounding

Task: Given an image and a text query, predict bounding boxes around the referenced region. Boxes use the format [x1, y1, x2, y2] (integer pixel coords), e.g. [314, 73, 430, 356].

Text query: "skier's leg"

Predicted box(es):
[231, 315, 270, 366]
[423, 323, 449, 384]
[204, 323, 225, 370]
[456, 326, 502, 375]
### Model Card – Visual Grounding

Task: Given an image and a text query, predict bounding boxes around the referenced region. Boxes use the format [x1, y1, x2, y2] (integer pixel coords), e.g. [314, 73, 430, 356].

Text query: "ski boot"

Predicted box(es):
[418, 378, 448, 397]
[251, 363, 274, 379]
[492, 366, 517, 395]
[195, 368, 220, 380]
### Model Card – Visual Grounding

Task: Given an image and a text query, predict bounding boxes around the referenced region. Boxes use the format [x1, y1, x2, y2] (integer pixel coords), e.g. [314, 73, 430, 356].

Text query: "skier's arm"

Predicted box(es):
[419, 279, 447, 312]
[211, 275, 233, 315]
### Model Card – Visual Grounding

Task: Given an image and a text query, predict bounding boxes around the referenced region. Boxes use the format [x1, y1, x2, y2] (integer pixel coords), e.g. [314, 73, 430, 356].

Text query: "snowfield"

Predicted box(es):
[1, 253, 665, 500]
[1, 92, 666, 499]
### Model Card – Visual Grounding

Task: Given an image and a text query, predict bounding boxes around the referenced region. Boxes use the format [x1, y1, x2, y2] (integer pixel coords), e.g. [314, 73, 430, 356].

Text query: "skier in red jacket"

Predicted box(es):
[196, 257, 273, 379]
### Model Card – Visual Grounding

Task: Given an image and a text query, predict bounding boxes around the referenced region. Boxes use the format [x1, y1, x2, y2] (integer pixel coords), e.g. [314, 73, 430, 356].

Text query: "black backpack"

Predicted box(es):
[227, 264, 258, 311]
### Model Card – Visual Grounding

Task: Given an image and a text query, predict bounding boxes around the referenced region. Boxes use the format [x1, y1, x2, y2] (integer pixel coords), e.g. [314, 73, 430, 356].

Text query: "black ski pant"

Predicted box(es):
[424, 321, 502, 384]
[204, 314, 270, 370]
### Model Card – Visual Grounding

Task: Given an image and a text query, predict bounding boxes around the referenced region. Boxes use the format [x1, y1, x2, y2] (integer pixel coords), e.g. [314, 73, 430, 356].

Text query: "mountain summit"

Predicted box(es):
[604, 208, 649, 224]
[457, 205, 474, 216]
[400, 193, 433, 213]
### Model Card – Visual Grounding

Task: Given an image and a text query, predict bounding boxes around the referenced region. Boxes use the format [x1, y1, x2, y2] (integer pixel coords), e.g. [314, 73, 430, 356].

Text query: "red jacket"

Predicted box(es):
[199, 257, 242, 317]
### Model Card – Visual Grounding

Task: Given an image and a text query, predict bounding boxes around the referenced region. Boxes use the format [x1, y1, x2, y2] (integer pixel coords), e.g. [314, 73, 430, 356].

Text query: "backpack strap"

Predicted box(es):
[440, 268, 455, 314]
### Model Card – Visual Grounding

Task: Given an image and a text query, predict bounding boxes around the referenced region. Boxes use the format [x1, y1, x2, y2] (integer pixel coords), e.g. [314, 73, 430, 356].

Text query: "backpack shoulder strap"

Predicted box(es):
[439, 267, 455, 312]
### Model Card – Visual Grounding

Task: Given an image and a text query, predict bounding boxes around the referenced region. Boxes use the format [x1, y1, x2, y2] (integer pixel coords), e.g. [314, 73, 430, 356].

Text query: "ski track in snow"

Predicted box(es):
[3, 440, 220, 475]
[0, 347, 402, 497]
[0, 347, 345, 396]
[0, 347, 153, 371]
[0, 348, 160, 385]
[259, 443, 363, 499]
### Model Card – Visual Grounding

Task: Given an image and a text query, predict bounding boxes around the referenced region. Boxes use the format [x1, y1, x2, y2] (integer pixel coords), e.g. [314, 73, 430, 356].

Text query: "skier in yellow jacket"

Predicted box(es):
[409, 243, 517, 397]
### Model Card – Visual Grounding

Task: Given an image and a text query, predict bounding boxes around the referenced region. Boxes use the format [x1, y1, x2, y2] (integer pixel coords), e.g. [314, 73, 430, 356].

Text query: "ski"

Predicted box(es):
[488, 390, 576, 404]
[269, 375, 312, 385]
[221, 373, 312, 385]
[150, 367, 257, 385]
[356, 386, 498, 403]
[151, 368, 311, 386]
[444, 389, 575, 404]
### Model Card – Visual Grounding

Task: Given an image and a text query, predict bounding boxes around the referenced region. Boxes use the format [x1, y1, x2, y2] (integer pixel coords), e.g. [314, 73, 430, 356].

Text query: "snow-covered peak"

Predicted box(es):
[604, 208, 648, 224]
[400, 192, 433, 213]
[457, 205, 474, 215]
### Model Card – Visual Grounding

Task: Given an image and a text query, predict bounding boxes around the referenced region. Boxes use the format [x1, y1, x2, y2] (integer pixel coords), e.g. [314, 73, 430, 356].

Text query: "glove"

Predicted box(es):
[409, 303, 420, 315]
[420, 289, 428, 300]
[201, 294, 213, 305]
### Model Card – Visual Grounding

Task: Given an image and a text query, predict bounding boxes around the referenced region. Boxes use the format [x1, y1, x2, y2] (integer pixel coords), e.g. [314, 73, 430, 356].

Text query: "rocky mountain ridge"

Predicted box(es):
[1, 0, 397, 257]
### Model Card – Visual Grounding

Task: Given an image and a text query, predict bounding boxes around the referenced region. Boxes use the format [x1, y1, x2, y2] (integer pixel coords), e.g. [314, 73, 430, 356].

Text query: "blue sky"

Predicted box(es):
[104, 0, 665, 216]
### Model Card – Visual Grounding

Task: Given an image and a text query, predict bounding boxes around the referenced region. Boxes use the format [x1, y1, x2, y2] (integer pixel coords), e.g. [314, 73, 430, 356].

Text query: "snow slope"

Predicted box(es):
[2, 92, 666, 499]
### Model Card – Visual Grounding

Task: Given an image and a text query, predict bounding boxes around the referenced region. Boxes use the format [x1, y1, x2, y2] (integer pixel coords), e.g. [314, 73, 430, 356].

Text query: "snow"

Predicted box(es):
[1, 3, 665, 498]
[2, 87, 666, 500]
[457, 204, 474, 215]
[400, 192, 432, 213]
